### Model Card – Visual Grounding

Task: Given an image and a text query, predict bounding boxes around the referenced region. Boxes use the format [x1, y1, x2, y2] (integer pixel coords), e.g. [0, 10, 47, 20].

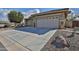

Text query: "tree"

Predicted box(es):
[66, 13, 75, 28]
[67, 14, 74, 21]
[8, 11, 24, 26]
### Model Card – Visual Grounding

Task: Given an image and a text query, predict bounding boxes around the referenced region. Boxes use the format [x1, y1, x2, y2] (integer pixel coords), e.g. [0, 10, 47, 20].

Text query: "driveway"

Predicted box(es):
[0, 27, 57, 51]
[0, 42, 7, 51]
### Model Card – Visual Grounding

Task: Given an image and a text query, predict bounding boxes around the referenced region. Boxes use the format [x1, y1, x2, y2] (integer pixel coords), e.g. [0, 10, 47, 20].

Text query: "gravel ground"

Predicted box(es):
[42, 29, 79, 51]
[58, 30, 79, 51]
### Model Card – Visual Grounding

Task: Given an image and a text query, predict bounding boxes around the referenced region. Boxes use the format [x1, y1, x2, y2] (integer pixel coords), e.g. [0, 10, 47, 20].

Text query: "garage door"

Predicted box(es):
[36, 18, 59, 29]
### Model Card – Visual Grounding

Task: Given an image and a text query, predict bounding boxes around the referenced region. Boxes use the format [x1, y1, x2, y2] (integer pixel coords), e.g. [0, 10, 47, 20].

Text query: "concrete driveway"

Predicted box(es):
[0, 28, 57, 51]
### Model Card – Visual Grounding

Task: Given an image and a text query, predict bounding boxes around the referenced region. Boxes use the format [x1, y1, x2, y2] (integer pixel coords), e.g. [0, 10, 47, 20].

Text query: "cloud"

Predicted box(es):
[0, 8, 41, 21]
[0, 9, 10, 16]
[0, 9, 10, 21]
[35, 9, 40, 13]
[23, 9, 40, 18]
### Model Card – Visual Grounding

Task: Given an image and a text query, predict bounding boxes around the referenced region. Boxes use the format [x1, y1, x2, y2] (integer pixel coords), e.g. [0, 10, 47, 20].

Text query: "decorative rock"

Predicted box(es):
[51, 35, 70, 48]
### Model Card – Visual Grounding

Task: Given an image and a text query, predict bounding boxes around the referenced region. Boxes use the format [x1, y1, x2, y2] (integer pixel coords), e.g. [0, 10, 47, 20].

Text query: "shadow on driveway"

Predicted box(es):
[15, 27, 54, 35]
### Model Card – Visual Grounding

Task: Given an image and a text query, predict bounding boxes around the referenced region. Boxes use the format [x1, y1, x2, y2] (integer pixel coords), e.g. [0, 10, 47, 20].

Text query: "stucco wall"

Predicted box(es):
[27, 13, 66, 28]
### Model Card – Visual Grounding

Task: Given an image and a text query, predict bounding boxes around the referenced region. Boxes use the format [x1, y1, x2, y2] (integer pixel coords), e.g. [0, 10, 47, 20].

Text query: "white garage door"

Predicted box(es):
[36, 18, 59, 29]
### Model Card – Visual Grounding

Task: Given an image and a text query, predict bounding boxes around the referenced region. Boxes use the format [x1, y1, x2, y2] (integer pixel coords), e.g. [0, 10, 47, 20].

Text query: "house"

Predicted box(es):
[72, 17, 79, 27]
[25, 8, 70, 29]
[0, 21, 10, 28]
[0, 24, 5, 28]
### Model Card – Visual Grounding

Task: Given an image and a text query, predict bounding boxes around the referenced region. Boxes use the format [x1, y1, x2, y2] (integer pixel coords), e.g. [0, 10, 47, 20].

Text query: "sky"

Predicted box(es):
[0, 8, 78, 13]
[0, 8, 79, 21]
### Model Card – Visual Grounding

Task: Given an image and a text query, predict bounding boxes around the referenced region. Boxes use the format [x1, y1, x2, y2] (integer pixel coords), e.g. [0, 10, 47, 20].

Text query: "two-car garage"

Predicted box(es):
[36, 18, 59, 29]
[26, 8, 70, 29]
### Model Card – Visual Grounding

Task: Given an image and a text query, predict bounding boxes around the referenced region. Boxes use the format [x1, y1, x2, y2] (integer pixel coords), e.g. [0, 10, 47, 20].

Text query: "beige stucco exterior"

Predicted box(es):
[26, 13, 67, 28]
[25, 8, 70, 29]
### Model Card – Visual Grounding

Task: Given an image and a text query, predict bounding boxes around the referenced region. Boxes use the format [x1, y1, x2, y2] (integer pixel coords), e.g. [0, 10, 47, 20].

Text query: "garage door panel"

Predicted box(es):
[37, 19, 59, 28]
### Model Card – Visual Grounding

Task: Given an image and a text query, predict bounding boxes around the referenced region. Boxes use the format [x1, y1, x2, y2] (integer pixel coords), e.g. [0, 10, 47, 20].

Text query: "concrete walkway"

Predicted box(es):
[0, 42, 7, 51]
[0, 29, 57, 51]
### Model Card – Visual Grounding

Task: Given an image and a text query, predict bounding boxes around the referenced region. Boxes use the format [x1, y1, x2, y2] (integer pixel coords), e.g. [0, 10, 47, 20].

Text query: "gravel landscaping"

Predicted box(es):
[42, 29, 79, 51]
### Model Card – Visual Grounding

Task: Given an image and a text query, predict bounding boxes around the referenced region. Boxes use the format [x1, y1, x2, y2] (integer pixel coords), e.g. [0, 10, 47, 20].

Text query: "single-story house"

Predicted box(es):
[0, 21, 10, 28]
[0, 24, 5, 28]
[72, 17, 79, 27]
[25, 8, 70, 29]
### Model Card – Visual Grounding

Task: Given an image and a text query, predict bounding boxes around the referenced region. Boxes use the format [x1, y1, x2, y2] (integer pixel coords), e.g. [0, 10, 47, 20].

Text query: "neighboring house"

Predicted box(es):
[25, 8, 70, 29]
[0, 24, 5, 28]
[72, 17, 79, 27]
[0, 21, 10, 28]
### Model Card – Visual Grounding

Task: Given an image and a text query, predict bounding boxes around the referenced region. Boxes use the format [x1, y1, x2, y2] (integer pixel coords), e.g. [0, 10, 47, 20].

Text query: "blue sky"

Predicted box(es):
[0, 8, 79, 21]
[0, 8, 59, 12]
[0, 8, 78, 13]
